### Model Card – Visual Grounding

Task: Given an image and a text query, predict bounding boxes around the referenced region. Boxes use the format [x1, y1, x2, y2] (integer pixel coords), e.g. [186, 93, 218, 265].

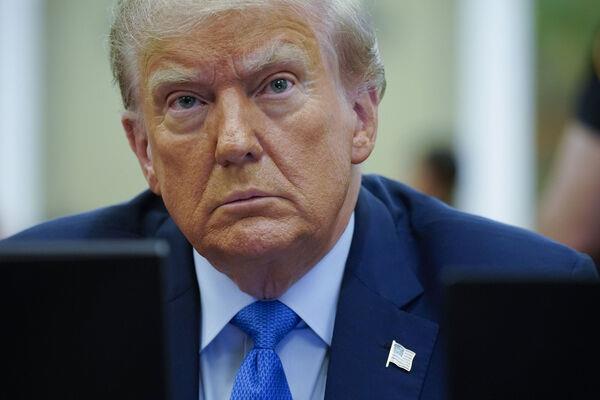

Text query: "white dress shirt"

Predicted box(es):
[193, 214, 354, 400]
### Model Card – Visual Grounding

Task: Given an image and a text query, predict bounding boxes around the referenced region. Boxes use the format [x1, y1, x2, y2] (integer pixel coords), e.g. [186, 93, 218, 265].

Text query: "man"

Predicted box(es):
[5, 1, 597, 399]
[539, 31, 600, 263]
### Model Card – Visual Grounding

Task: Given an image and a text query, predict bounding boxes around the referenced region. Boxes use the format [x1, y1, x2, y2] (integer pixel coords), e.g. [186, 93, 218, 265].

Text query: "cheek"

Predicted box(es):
[150, 130, 214, 217]
[274, 101, 354, 177]
[266, 101, 354, 212]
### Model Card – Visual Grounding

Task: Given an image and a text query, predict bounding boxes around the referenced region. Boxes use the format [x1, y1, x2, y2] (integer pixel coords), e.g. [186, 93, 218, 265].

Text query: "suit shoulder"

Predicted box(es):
[5, 191, 168, 241]
[361, 174, 597, 280]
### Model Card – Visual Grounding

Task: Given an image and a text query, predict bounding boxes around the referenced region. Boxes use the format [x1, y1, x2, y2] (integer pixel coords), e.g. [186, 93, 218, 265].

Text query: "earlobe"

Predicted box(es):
[351, 88, 379, 165]
[121, 112, 161, 195]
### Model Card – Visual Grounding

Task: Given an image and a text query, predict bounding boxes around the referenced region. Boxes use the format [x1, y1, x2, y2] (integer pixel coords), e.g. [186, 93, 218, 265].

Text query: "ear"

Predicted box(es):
[121, 111, 161, 195]
[351, 88, 379, 164]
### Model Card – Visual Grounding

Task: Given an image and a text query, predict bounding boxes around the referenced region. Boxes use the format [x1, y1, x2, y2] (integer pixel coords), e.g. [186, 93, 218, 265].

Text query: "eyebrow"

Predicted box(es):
[237, 41, 312, 77]
[147, 67, 205, 93]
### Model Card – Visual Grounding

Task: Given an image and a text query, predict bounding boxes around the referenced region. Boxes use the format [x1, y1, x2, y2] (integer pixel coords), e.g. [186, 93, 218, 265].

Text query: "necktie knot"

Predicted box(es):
[231, 300, 300, 349]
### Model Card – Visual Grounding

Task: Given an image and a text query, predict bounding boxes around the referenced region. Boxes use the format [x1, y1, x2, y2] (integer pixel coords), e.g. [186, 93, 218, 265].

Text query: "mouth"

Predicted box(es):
[217, 189, 280, 210]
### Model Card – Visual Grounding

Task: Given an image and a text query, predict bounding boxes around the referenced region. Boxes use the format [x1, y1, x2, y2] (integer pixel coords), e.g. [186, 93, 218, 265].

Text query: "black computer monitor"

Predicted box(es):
[0, 240, 169, 400]
[445, 280, 600, 399]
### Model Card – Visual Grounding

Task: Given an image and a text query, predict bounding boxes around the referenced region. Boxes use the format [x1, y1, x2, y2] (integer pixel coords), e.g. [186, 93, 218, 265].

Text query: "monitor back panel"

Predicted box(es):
[0, 241, 169, 400]
[445, 281, 600, 400]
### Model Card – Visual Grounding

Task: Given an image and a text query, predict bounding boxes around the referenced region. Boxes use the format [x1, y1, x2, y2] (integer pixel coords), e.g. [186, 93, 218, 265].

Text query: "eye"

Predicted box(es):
[262, 77, 294, 95]
[173, 95, 199, 110]
[270, 78, 289, 93]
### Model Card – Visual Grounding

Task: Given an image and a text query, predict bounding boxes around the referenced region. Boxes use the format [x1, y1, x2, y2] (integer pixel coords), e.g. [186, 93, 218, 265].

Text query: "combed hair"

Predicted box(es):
[109, 0, 386, 110]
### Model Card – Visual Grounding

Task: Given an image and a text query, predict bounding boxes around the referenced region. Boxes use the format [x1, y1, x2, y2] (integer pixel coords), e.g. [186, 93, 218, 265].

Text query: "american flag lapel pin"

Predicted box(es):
[386, 340, 416, 372]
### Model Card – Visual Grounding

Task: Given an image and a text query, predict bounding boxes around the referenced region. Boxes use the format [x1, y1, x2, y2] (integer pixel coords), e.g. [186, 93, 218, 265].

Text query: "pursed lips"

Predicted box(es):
[216, 189, 280, 210]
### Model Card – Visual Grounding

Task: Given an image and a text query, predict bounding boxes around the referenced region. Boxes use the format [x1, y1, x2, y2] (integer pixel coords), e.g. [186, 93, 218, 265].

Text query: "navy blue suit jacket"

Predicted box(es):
[6, 175, 598, 399]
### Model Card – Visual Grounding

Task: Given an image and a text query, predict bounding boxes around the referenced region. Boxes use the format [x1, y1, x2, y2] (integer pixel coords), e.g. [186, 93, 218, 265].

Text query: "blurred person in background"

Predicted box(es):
[539, 29, 600, 264]
[2, 1, 598, 399]
[411, 146, 457, 206]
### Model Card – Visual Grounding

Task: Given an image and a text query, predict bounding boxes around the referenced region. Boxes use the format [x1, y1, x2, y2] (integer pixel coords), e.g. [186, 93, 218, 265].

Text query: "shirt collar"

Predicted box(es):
[194, 213, 354, 350]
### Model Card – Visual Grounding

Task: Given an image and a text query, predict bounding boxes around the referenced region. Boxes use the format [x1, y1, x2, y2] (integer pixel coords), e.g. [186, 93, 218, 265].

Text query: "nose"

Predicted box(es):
[214, 89, 263, 167]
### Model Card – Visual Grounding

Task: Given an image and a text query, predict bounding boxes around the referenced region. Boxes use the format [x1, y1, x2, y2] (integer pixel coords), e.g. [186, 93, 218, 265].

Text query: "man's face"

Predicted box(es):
[126, 5, 376, 295]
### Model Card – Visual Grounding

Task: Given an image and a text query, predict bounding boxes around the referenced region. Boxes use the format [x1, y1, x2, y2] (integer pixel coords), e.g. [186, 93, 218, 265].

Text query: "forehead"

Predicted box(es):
[141, 5, 329, 84]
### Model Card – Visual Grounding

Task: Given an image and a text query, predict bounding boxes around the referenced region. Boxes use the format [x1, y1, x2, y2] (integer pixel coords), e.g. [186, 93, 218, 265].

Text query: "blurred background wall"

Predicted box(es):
[1, 0, 599, 238]
[364, 0, 456, 182]
[44, 0, 144, 218]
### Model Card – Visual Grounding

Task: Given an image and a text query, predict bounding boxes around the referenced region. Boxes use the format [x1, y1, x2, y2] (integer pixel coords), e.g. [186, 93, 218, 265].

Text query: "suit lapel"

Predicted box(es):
[325, 186, 439, 400]
[155, 216, 200, 400]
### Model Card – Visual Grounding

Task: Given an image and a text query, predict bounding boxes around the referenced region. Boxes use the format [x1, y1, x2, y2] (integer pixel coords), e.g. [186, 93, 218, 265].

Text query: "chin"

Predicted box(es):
[198, 216, 312, 261]
[225, 235, 290, 260]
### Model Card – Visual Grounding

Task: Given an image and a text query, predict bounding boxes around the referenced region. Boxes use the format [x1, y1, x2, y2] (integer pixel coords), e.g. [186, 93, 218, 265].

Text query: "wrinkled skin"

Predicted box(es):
[123, 5, 378, 299]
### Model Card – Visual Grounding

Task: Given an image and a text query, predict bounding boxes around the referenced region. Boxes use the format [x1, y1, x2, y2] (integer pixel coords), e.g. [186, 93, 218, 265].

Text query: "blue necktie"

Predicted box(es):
[230, 300, 300, 400]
